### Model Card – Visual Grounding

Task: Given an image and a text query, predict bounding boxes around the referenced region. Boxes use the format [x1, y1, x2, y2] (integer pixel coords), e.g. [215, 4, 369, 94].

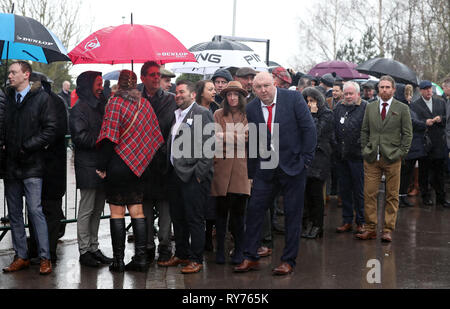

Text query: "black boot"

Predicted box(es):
[307, 226, 323, 239]
[230, 214, 245, 265]
[205, 220, 214, 252]
[215, 214, 226, 264]
[125, 218, 149, 272]
[399, 196, 414, 208]
[109, 218, 125, 272]
[301, 221, 313, 238]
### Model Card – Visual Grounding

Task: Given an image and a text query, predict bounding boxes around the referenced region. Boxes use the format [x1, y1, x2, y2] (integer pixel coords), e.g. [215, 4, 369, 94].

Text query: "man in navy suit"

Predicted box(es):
[234, 72, 317, 275]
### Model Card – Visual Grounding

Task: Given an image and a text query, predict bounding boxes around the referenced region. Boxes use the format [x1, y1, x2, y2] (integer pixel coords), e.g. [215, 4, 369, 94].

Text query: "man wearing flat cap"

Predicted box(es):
[160, 67, 176, 93]
[272, 67, 292, 89]
[319, 73, 335, 109]
[410, 80, 450, 208]
[235, 67, 257, 103]
[362, 82, 377, 102]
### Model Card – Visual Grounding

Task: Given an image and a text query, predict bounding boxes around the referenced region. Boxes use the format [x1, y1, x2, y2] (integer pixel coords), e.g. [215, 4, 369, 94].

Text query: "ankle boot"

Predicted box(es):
[109, 218, 125, 272]
[301, 221, 313, 238]
[125, 218, 149, 272]
[215, 215, 226, 264]
[230, 215, 245, 265]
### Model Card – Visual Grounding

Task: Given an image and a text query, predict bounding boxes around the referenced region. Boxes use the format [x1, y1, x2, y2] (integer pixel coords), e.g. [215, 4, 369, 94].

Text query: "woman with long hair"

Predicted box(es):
[96, 70, 164, 272]
[210, 81, 250, 264]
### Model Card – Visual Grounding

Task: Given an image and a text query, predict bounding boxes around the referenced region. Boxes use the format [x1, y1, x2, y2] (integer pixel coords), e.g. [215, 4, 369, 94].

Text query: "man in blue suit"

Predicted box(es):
[234, 72, 317, 275]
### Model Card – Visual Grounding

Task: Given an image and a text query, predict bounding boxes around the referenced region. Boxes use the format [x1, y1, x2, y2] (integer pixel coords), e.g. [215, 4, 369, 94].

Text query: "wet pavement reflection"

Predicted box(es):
[1, 193, 449, 289]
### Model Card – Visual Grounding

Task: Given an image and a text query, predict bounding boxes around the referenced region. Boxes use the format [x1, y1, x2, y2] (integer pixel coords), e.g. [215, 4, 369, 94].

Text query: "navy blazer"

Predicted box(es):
[246, 88, 317, 180]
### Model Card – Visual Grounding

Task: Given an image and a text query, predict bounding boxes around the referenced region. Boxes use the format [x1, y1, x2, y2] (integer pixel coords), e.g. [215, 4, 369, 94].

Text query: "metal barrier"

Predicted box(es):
[0, 135, 117, 243]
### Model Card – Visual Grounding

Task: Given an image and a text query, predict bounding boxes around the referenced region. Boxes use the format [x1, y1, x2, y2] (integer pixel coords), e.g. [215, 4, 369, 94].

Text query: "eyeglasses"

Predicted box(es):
[146, 72, 161, 77]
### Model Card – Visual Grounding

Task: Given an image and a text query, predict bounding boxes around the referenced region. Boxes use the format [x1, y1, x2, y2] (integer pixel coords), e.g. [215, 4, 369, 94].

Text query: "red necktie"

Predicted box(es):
[266, 105, 273, 132]
[381, 102, 388, 120]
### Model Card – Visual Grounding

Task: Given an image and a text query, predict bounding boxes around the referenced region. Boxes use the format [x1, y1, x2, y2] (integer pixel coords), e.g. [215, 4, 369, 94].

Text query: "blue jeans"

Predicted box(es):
[337, 159, 365, 225]
[5, 178, 50, 260]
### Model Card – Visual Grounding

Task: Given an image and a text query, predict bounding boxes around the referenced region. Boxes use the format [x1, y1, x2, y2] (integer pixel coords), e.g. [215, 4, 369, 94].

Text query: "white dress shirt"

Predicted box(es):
[379, 97, 393, 115]
[422, 96, 433, 113]
[170, 102, 194, 164]
[260, 89, 278, 134]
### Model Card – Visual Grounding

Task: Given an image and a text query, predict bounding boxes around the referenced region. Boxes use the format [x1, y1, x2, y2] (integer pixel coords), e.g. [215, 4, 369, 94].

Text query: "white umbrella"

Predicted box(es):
[169, 39, 268, 75]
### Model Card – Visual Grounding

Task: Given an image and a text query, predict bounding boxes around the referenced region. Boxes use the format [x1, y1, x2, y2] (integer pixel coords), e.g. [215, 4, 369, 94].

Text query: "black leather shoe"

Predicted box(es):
[79, 252, 99, 268]
[92, 249, 113, 265]
[422, 196, 433, 206]
[437, 199, 450, 208]
[306, 226, 323, 239]
[399, 196, 414, 208]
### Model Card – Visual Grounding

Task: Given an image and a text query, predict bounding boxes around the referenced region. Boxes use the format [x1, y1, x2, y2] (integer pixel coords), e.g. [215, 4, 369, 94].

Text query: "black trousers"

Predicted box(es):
[168, 171, 210, 264]
[28, 199, 64, 261]
[399, 159, 417, 195]
[418, 157, 446, 201]
[303, 177, 324, 228]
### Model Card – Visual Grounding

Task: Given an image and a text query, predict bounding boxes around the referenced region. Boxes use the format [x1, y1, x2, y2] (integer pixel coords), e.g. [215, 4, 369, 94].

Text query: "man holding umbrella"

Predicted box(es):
[2, 61, 57, 275]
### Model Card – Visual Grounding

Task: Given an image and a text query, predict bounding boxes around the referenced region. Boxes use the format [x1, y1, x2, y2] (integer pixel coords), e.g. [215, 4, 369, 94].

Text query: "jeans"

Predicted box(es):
[5, 178, 50, 260]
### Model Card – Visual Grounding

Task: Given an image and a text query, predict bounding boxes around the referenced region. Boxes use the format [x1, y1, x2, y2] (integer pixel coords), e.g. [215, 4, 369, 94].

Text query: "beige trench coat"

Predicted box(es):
[210, 108, 251, 197]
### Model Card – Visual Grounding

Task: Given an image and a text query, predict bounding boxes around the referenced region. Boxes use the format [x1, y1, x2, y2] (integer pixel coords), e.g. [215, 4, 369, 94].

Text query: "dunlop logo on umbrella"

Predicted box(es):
[83, 37, 101, 53]
[158, 52, 190, 58]
[16, 35, 54, 46]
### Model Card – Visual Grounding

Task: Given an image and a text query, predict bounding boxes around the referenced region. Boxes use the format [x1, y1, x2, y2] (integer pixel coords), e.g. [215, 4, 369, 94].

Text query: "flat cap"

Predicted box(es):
[272, 66, 292, 84]
[419, 80, 432, 89]
[160, 68, 175, 78]
[235, 67, 257, 77]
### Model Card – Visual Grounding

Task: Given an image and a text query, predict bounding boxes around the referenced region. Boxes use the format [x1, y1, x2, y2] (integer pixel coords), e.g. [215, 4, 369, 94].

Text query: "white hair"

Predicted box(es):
[343, 81, 360, 93]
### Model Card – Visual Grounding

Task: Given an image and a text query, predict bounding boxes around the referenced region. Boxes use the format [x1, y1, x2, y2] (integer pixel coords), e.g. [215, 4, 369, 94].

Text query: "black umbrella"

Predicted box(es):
[356, 58, 419, 86]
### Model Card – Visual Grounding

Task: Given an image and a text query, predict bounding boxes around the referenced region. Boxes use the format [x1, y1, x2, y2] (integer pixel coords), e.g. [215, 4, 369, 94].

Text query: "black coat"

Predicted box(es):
[141, 87, 177, 200]
[69, 72, 106, 189]
[410, 96, 447, 159]
[4, 82, 58, 180]
[308, 105, 334, 181]
[334, 100, 368, 161]
[42, 88, 68, 200]
[405, 109, 427, 160]
[0, 89, 6, 177]
[58, 90, 71, 110]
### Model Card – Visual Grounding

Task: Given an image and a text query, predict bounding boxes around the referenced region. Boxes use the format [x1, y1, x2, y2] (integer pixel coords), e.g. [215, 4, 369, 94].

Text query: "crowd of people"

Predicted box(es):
[0, 59, 449, 277]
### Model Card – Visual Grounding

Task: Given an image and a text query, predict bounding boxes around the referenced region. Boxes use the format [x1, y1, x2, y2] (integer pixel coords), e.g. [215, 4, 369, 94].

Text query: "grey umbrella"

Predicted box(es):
[356, 58, 419, 86]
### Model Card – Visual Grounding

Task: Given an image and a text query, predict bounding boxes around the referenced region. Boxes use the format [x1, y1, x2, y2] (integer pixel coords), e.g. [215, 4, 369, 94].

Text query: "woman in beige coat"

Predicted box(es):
[211, 81, 251, 265]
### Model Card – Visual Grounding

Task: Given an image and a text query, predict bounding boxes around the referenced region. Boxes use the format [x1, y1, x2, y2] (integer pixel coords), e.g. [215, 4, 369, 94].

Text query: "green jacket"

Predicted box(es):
[361, 98, 412, 164]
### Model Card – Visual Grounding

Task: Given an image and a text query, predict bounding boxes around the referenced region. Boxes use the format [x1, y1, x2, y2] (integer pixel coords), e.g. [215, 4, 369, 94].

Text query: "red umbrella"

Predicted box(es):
[308, 60, 369, 80]
[68, 24, 196, 65]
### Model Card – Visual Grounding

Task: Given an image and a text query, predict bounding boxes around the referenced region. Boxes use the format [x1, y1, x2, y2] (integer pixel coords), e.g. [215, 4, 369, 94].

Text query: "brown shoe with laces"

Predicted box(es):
[2, 257, 30, 273]
[39, 259, 52, 275]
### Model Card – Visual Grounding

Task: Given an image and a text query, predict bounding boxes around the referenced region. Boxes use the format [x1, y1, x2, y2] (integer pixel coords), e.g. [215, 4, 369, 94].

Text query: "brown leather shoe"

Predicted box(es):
[381, 231, 392, 242]
[355, 224, 365, 234]
[257, 246, 272, 257]
[180, 262, 203, 274]
[272, 262, 293, 275]
[39, 259, 52, 275]
[2, 257, 30, 273]
[336, 223, 352, 233]
[355, 230, 377, 240]
[233, 259, 260, 272]
[157, 256, 189, 267]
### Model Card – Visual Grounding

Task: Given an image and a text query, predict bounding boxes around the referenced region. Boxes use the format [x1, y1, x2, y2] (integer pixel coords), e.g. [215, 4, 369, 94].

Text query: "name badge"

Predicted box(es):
[186, 118, 193, 126]
[340, 117, 345, 124]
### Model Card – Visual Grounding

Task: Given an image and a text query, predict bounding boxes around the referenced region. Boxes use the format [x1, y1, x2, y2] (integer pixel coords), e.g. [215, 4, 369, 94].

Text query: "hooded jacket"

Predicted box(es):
[302, 87, 335, 181]
[4, 81, 58, 179]
[69, 71, 106, 189]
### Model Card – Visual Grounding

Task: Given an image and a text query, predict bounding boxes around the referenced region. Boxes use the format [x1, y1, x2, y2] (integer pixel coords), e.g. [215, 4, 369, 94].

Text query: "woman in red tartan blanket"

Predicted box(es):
[96, 70, 164, 273]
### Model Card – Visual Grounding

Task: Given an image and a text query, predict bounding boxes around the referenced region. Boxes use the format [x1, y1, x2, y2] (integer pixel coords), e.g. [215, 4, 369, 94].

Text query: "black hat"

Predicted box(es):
[419, 80, 432, 89]
[212, 69, 233, 82]
[320, 73, 335, 87]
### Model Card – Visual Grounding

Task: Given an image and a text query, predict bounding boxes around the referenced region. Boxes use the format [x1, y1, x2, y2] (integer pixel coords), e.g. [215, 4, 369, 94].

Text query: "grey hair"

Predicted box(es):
[343, 81, 360, 93]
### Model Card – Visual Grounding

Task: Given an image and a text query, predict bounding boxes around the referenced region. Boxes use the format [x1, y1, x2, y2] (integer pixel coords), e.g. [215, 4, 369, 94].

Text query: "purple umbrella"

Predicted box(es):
[308, 60, 369, 80]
